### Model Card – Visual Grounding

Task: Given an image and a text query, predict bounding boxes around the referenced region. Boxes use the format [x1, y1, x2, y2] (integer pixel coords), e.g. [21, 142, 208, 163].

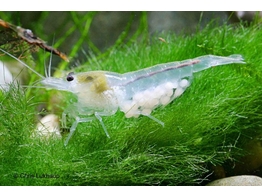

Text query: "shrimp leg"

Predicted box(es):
[64, 116, 95, 146]
[64, 112, 111, 146]
[143, 114, 164, 127]
[94, 112, 110, 138]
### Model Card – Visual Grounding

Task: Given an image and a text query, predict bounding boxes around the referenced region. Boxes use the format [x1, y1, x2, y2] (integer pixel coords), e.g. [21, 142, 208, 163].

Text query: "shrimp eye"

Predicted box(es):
[67, 72, 74, 82]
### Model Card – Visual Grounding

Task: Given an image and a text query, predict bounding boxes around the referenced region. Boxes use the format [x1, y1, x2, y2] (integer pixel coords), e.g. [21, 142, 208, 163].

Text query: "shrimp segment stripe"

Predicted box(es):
[122, 60, 200, 86]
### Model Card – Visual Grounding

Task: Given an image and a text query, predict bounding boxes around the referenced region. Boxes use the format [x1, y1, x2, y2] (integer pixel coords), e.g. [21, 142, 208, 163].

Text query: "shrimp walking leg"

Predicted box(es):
[64, 116, 95, 146]
[64, 112, 110, 146]
[143, 114, 165, 127]
[94, 112, 110, 138]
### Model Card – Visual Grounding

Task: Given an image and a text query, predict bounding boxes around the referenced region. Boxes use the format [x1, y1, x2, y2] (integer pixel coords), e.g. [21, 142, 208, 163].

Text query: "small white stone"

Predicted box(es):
[0, 61, 13, 90]
[35, 114, 61, 139]
[207, 175, 262, 186]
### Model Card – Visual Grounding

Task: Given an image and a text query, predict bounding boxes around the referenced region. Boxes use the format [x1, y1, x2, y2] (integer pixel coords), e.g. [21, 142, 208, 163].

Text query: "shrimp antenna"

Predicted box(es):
[48, 34, 56, 78]
[44, 49, 48, 77]
[44, 35, 55, 78]
[0, 48, 45, 79]
[48, 49, 53, 78]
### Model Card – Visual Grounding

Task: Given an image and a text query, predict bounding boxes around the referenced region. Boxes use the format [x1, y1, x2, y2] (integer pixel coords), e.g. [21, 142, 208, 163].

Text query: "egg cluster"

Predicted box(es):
[120, 79, 190, 118]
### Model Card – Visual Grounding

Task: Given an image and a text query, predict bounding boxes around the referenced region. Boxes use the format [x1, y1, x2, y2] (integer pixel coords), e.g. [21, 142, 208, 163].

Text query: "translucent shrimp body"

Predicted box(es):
[41, 54, 245, 145]
[116, 54, 245, 119]
[0, 48, 245, 145]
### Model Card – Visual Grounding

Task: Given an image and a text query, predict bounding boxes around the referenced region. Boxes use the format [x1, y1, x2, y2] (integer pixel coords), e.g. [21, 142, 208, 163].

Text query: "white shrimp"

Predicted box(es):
[0, 48, 245, 145]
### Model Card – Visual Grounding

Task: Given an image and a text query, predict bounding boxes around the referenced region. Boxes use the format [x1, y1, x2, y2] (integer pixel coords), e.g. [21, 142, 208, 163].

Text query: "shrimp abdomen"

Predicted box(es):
[192, 54, 245, 72]
[112, 54, 245, 119]
[120, 54, 245, 94]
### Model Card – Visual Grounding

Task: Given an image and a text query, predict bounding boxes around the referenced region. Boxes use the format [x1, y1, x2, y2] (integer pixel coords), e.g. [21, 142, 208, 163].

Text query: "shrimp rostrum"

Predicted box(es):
[0, 48, 245, 145]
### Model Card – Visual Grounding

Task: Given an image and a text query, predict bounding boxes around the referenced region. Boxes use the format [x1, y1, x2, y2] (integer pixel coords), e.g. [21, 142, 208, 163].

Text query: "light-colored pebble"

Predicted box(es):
[0, 60, 29, 87]
[35, 114, 61, 139]
[0, 61, 13, 90]
[206, 175, 262, 186]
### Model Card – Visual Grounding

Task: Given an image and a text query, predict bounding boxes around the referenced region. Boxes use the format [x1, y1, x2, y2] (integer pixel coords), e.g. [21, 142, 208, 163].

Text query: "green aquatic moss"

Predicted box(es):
[1, 12, 262, 185]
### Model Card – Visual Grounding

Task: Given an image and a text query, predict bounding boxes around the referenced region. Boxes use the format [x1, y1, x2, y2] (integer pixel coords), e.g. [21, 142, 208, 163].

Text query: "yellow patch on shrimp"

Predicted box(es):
[76, 72, 110, 93]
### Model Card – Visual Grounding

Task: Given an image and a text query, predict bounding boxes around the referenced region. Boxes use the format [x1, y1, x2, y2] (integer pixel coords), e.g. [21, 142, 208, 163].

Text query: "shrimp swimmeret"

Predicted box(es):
[0, 48, 245, 145]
